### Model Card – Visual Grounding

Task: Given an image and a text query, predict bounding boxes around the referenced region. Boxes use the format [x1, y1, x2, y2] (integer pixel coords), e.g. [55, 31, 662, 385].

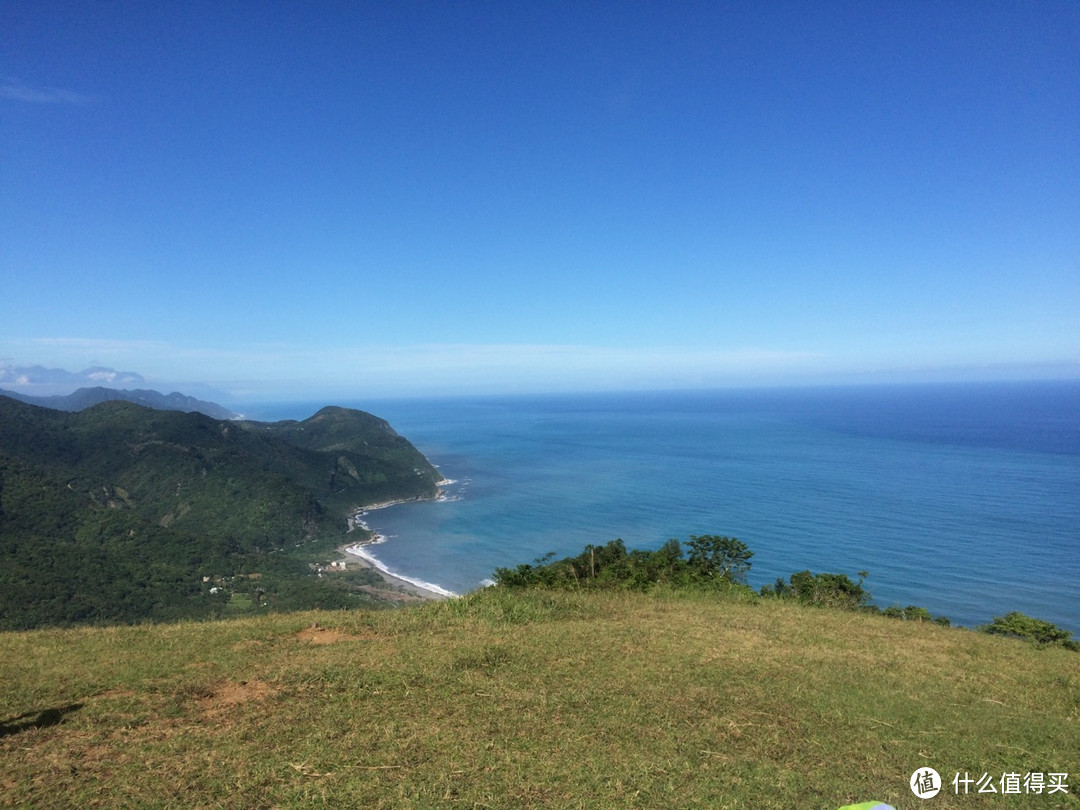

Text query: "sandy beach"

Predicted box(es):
[337, 483, 458, 602]
[337, 541, 453, 601]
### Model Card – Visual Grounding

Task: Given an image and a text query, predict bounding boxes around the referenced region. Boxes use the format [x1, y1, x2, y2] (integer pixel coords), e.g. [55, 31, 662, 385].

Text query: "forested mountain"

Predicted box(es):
[0, 396, 442, 629]
[0, 385, 239, 420]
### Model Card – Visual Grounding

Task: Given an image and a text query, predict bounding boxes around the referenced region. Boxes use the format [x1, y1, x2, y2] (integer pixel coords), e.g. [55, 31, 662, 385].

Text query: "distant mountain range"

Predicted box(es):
[0, 395, 443, 629]
[0, 385, 240, 420]
[0, 364, 236, 417]
[0, 363, 146, 391]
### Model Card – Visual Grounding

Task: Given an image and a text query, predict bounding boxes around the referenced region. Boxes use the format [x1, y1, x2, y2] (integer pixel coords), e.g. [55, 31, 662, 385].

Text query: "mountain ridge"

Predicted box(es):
[0, 385, 239, 420]
[0, 395, 443, 628]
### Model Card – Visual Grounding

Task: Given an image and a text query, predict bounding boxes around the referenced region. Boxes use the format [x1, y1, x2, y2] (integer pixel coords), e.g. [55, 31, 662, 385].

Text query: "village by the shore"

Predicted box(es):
[315, 546, 450, 603]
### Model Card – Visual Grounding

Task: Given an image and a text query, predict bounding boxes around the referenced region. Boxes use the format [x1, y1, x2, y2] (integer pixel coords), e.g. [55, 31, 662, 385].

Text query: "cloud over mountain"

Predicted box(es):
[0, 363, 145, 395]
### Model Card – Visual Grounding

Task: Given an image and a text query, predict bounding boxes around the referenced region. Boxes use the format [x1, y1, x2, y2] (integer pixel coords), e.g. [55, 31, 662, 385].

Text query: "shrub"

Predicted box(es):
[762, 570, 871, 610]
[882, 605, 951, 626]
[980, 612, 1079, 651]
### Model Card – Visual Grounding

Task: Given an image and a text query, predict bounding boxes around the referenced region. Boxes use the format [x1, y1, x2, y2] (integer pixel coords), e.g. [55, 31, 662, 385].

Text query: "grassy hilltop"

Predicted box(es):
[2, 587, 1077, 809]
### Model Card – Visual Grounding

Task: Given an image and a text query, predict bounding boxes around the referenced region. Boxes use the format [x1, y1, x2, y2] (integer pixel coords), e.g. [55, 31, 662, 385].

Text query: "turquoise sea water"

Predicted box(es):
[260, 381, 1080, 632]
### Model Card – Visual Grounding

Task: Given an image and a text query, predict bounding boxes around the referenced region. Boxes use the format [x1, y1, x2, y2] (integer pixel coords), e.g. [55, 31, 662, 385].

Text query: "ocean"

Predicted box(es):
[260, 380, 1080, 632]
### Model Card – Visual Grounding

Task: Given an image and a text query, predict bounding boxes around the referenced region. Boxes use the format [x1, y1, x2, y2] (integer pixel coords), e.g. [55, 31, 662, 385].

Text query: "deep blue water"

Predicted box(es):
[259, 381, 1080, 632]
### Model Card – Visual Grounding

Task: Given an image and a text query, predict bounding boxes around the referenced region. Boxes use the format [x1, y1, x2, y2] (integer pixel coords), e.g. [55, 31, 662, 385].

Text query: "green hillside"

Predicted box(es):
[0, 396, 442, 629]
[1, 588, 1076, 809]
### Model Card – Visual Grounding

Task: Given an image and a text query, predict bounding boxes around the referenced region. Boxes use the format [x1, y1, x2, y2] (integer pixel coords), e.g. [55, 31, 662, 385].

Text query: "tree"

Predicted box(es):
[684, 535, 753, 584]
[653, 538, 684, 581]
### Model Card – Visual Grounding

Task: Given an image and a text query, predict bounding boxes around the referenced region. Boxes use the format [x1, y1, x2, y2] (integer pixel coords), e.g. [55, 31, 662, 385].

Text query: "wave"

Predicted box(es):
[343, 537, 458, 598]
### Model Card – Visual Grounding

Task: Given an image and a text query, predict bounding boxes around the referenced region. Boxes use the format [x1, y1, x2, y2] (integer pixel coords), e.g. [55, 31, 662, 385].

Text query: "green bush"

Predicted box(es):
[761, 570, 871, 610]
[980, 611, 1079, 650]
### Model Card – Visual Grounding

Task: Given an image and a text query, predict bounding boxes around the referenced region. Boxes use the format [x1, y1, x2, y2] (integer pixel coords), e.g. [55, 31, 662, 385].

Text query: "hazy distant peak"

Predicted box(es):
[0, 363, 145, 393]
[0, 385, 239, 420]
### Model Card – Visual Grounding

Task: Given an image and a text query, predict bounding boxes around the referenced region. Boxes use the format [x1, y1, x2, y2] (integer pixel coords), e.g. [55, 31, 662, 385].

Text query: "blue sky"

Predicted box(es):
[2, 2, 1077, 402]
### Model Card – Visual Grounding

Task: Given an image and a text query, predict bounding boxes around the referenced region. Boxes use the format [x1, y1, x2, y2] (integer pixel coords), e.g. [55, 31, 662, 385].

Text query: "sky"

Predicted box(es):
[2, 1, 1078, 402]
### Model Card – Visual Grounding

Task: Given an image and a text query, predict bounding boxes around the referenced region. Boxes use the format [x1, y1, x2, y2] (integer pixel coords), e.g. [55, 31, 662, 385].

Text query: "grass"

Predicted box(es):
[1, 588, 1077, 809]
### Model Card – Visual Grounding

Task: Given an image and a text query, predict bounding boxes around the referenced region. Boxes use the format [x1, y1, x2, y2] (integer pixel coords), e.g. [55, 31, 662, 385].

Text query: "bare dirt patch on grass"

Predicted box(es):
[294, 622, 375, 645]
[196, 678, 277, 718]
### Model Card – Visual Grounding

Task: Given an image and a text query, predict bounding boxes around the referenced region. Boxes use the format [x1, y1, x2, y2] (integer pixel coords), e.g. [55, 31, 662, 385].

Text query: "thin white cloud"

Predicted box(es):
[198, 342, 830, 398]
[9, 336, 1073, 401]
[1, 78, 95, 105]
[6, 337, 838, 399]
[31, 337, 159, 352]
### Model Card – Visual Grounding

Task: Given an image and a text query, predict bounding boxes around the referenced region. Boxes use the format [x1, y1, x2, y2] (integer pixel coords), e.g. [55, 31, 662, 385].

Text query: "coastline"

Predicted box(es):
[339, 480, 459, 601]
[314, 387, 1077, 631]
[338, 539, 455, 601]
[344, 478, 458, 531]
